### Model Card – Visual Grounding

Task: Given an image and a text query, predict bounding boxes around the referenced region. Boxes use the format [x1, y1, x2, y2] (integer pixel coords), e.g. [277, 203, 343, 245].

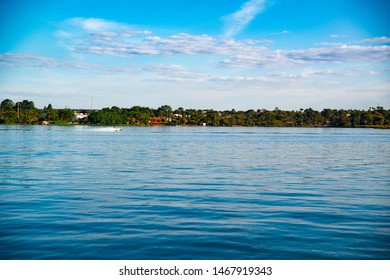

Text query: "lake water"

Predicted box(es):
[1, 125, 389, 259]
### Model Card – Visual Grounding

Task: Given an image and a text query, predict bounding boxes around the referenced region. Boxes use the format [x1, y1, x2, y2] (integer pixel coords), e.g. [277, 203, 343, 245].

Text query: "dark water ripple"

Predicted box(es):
[1, 126, 389, 259]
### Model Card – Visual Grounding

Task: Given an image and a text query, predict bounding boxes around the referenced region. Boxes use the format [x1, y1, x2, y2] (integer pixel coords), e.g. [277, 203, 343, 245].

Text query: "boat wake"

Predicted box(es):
[93, 127, 121, 132]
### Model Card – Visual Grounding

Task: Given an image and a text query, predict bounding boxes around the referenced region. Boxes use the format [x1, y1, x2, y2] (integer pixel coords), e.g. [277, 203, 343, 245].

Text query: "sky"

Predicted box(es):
[0, 0, 389, 110]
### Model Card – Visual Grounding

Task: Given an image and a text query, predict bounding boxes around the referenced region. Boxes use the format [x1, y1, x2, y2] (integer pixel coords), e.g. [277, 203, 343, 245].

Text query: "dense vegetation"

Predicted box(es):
[1, 98, 389, 128]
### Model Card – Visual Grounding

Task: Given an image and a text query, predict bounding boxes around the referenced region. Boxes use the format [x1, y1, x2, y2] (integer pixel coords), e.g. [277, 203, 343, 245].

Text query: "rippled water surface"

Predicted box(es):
[1, 125, 389, 259]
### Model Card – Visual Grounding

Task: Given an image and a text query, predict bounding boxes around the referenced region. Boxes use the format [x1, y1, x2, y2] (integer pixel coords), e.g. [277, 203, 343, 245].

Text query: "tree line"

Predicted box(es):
[1, 98, 389, 128]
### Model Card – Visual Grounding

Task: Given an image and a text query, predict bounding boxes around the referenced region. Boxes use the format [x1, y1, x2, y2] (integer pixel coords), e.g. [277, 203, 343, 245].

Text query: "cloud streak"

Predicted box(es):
[3, 17, 389, 94]
[5, 16, 390, 75]
[0, 53, 99, 69]
[70, 30, 268, 57]
[223, 0, 266, 37]
[220, 45, 390, 68]
[143, 64, 208, 81]
[63, 17, 152, 35]
[356, 36, 390, 45]
[287, 45, 390, 63]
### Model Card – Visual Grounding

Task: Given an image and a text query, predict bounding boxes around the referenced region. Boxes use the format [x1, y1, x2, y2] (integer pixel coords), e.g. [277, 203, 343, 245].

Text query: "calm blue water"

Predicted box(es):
[1, 125, 389, 259]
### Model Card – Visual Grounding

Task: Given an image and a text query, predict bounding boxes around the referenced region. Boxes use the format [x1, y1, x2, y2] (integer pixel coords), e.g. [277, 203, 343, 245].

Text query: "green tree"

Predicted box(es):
[1, 99, 14, 109]
[361, 111, 373, 126]
[44, 104, 58, 121]
[58, 108, 75, 122]
[157, 105, 173, 123]
[20, 100, 35, 109]
[372, 112, 384, 126]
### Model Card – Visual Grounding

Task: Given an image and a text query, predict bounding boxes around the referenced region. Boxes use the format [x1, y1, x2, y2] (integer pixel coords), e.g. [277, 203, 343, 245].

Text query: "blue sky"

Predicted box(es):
[1, 0, 389, 110]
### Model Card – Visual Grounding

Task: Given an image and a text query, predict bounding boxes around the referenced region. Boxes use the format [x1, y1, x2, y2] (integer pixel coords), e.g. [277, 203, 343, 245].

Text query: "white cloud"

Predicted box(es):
[69, 27, 268, 57]
[76, 18, 119, 32]
[209, 75, 271, 83]
[321, 36, 390, 47]
[60, 18, 271, 57]
[64, 17, 151, 35]
[243, 38, 273, 45]
[7, 22, 390, 75]
[330, 34, 346, 38]
[220, 44, 390, 68]
[143, 64, 209, 81]
[4, 15, 389, 110]
[143, 33, 267, 56]
[287, 45, 390, 63]
[222, 0, 266, 37]
[0, 52, 99, 69]
[143, 64, 187, 72]
[0, 53, 57, 68]
[60, 18, 390, 70]
[356, 36, 390, 44]
[219, 51, 303, 69]
[273, 30, 290, 35]
[209, 70, 340, 85]
[318, 42, 345, 47]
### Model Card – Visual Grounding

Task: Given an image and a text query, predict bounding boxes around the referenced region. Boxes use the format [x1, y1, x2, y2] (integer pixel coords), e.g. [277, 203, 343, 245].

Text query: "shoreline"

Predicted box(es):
[1, 99, 389, 128]
[1, 123, 389, 129]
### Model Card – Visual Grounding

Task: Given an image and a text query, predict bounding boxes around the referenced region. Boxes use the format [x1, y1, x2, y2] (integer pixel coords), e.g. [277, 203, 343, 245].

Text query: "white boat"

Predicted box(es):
[113, 127, 121, 132]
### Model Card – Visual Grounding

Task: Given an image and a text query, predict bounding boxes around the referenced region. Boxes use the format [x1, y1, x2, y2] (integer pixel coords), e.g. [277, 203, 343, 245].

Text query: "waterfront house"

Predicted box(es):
[150, 117, 163, 125]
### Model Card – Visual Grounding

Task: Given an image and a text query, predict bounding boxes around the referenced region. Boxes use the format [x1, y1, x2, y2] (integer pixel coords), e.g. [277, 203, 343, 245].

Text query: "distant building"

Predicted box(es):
[150, 117, 163, 125]
[74, 112, 89, 121]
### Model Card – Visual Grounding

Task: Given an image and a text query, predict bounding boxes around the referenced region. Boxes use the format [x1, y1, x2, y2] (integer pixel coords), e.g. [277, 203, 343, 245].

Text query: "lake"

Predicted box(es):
[1, 125, 389, 259]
